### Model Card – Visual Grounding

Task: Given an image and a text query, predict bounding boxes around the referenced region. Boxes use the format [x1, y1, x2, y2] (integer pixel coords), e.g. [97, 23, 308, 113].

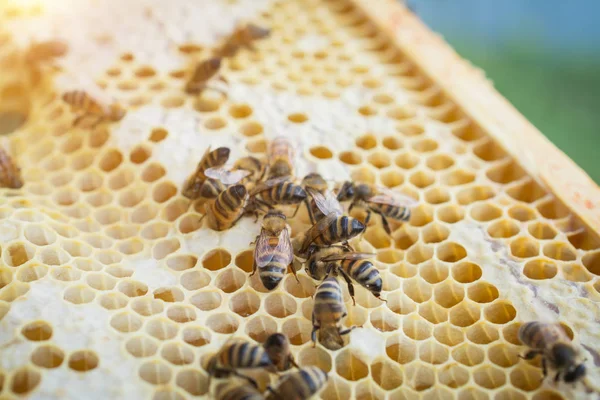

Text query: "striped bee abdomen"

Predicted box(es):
[342, 259, 382, 296]
[519, 322, 567, 349]
[313, 278, 344, 321]
[258, 237, 288, 290]
[200, 178, 226, 199]
[261, 182, 306, 205]
[313, 216, 365, 246]
[216, 341, 271, 370]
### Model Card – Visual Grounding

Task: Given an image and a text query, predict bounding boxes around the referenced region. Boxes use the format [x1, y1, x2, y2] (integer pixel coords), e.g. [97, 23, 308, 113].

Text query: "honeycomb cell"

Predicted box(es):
[434, 281, 464, 308]
[543, 241, 576, 261]
[31, 345, 64, 368]
[523, 259, 557, 280]
[110, 311, 143, 333]
[24, 224, 57, 246]
[336, 349, 369, 381]
[453, 343, 485, 366]
[484, 302, 517, 324]
[152, 238, 180, 259]
[467, 282, 499, 304]
[230, 291, 261, 317]
[528, 222, 557, 240]
[426, 154, 455, 171]
[310, 145, 334, 159]
[420, 260, 448, 284]
[126, 335, 159, 358]
[403, 278, 432, 303]
[404, 363, 435, 391]
[139, 361, 172, 385]
[583, 251, 600, 275]
[424, 187, 450, 205]
[181, 326, 211, 347]
[10, 367, 41, 394]
[473, 365, 506, 389]
[68, 350, 99, 372]
[439, 364, 470, 388]
[537, 199, 569, 220]
[449, 301, 480, 327]
[99, 292, 128, 310]
[510, 237, 539, 259]
[176, 369, 208, 396]
[118, 280, 148, 297]
[206, 313, 239, 334]
[488, 343, 519, 368]
[419, 339, 449, 364]
[339, 150, 363, 165]
[153, 182, 177, 203]
[457, 388, 489, 400]
[215, 269, 246, 293]
[508, 205, 537, 222]
[22, 321, 53, 341]
[202, 248, 231, 270]
[470, 203, 502, 222]
[457, 185, 495, 205]
[437, 242, 467, 262]
[422, 223, 449, 244]
[437, 205, 465, 224]
[419, 300, 448, 324]
[16, 264, 48, 283]
[506, 180, 546, 203]
[179, 271, 210, 291]
[142, 163, 166, 182]
[153, 287, 184, 302]
[382, 135, 403, 150]
[280, 317, 311, 346]
[403, 315, 432, 340]
[409, 170, 435, 189]
[370, 308, 400, 332]
[395, 152, 419, 169]
[64, 285, 96, 304]
[4, 242, 35, 267]
[161, 342, 194, 365]
[141, 221, 168, 239]
[146, 318, 179, 340]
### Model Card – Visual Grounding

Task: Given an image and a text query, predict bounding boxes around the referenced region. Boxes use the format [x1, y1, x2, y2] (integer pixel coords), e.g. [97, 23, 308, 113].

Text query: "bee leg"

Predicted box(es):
[249, 258, 257, 277]
[338, 269, 356, 306]
[339, 325, 360, 336]
[380, 214, 392, 235]
[288, 263, 300, 283]
[311, 326, 318, 348]
[305, 199, 316, 224]
[541, 358, 548, 381]
[554, 372, 561, 383]
[288, 355, 300, 369]
[520, 350, 541, 360]
[291, 202, 302, 218]
[364, 209, 372, 225]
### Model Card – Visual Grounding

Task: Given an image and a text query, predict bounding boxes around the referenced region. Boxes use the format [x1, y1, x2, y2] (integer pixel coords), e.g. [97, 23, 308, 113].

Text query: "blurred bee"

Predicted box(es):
[301, 173, 330, 224]
[252, 210, 295, 290]
[518, 321, 587, 385]
[25, 39, 68, 63]
[249, 176, 307, 216]
[263, 333, 298, 371]
[233, 156, 266, 191]
[216, 23, 271, 58]
[267, 137, 294, 179]
[312, 277, 358, 350]
[182, 147, 230, 199]
[337, 181, 417, 235]
[203, 184, 248, 231]
[307, 247, 382, 305]
[214, 378, 264, 400]
[0, 146, 23, 189]
[266, 366, 328, 400]
[185, 57, 227, 94]
[298, 189, 365, 257]
[208, 338, 271, 387]
[198, 167, 250, 200]
[62, 90, 126, 127]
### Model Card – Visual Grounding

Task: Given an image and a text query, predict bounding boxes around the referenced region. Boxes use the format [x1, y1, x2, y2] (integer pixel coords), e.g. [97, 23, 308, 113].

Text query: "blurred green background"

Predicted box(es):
[412, 0, 600, 183]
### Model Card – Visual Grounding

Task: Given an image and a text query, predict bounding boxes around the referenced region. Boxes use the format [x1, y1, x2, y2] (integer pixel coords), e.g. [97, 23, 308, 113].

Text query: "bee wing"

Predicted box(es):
[320, 252, 375, 262]
[249, 176, 291, 196]
[254, 228, 293, 267]
[307, 188, 344, 216]
[300, 213, 338, 253]
[204, 167, 251, 185]
[368, 187, 418, 207]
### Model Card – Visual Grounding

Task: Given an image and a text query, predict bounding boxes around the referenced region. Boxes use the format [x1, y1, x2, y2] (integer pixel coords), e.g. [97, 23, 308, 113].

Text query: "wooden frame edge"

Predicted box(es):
[352, 0, 600, 233]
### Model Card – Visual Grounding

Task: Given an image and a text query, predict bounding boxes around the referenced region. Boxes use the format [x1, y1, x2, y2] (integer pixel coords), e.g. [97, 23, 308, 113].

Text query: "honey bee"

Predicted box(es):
[199, 167, 251, 200]
[337, 181, 417, 235]
[302, 173, 330, 224]
[518, 321, 587, 384]
[216, 23, 271, 58]
[62, 90, 126, 127]
[312, 277, 358, 350]
[252, 210, 295, 290]
[267, 137, 294, 179]
[208, 338, 272, 387]
[249, 176, 307, 216]
[203, 184, 248, 231]
[0, 146, 23, 189]
[298, 189, 365, 257]
[307, 247, 382, 305]
[266, 366, 328, 400]
[182, 147, 231, 199]
[233, 156, 267, 190]
[25, 40, 68, 63]
[185, 57, 227, 94]
[214, 378, 264, 400]
[263, 333, 298, 371]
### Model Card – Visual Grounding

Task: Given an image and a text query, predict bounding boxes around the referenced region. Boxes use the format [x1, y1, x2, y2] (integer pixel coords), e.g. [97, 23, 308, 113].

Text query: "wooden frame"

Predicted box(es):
[353, 0, 600, 234]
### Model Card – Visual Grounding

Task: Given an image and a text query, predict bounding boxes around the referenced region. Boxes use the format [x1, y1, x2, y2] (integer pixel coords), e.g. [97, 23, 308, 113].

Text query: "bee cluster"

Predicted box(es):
[5, 15, 594, 400]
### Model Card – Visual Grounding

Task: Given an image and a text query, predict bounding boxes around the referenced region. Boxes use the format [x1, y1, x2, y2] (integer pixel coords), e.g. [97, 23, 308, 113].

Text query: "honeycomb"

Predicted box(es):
[0, 0, 600, 399]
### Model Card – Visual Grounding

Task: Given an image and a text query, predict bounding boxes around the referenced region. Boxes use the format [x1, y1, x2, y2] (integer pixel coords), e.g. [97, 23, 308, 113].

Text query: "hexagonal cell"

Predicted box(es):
[22, 320, 53, 341]
[473, 365, 506, 389]
[371, 359, 403, 390]
[467, 282, 499, 303]
[335, 349, 369, 381]
[523, 259, 557, 280]
[437, 205, 465, 224]
[161, 342, 194, 366]
[543, 241, 576, 261]
[409, 170, 435, 189]
[403, 315, 432, 340]
[386, 291, 417, 315]
[442, 169, 475, 186]
[131, 297, 164, 316]
[31, 344, 65, 368]
[182, 326, 211, 347]
[456, 185, 495, 205]
[309, 145, 333, 160]
[110, 311, 143, 333]
[404, 363, 435, 391]
[4, 242, 35, 267]
[434, 281, 464, 308]
[206, 313, 239, 334]
[229, 291, 261, 317]
[486, 160, 525, 184]
[393, 225, 419, 250]
[10, 366, 41, 394]
[419, 300, 448, 324]
[470, 202, 502, 222]
[395, 152, 419, 170]
[339, 150, 363, 165]
[488, 343, 519, 368]
[484, 302, 517, 324]
[215, 268, 246, 293]
[528, 222, 557, 240]
[449, 301, 480, 327]
[403, 278, 432, 303]
[466, 322, 499, 345]
[452, 342, 485, 366]
[152, 238, 180, 260]
[506, 179, 546, 203]
[437, 242, 467, 262]
[420, 260, 448, 284]
[153, 287, 184, 302]
[126, 335, 159, 358]
[370, 308, 400, 332]
[321, 376, 352, 400]
[510, 237, 539, 258]
[422, 223, 449, 244]
[424, 187, 450, 205]
[507, 205, 537, 222]
[98, 292, 129, 310]
[139, 360, 172, 385]
[64, 285, 96, 304]
[68, 350, 99, 372]
[176, 369, 208, 396]
[16, 264, 48, 283]
[438, 363, 470, 388]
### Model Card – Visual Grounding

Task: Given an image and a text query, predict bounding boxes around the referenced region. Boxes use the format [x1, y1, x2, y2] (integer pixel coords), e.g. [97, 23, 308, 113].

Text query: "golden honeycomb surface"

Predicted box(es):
[0, 0, 600, 399]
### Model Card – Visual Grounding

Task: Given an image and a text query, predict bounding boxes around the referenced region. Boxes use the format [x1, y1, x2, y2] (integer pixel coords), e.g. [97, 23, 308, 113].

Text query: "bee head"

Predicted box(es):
[552, 343, 577, 368]
[215, 147, 230, 162]
[319, 326, 345, 351]
[337, 181, 354, 201]
[355, 183, 372, 199]
[229, 184, 247, 199]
